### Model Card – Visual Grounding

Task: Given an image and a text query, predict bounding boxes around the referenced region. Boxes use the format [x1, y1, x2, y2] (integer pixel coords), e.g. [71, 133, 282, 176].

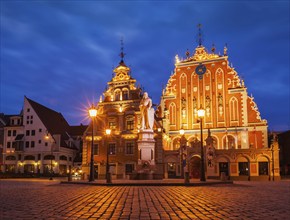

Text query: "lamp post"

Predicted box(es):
[45, 133, 54, 180]
[197, 106, 206, 182]
[105, 129, 112, 184]
[179, 128, 189, 184]
[89, 105, 97, 182]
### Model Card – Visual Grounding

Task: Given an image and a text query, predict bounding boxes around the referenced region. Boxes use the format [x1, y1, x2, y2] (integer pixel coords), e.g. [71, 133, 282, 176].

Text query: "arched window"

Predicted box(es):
[212, 136, 218, 149]
[230, 97, 238, 121]
[223, 135, 236, 149]
[169, 102, 176, 125]
[115, 90, 121, 101]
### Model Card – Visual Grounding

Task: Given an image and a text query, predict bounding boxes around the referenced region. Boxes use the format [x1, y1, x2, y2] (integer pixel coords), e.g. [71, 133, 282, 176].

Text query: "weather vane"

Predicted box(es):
[197, 23, 203, 46]
[120, 37, 126, 61]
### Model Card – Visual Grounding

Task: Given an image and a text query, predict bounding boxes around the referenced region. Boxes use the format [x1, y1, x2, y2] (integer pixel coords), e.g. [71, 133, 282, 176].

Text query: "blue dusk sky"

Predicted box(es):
[0, 1, 289, 131]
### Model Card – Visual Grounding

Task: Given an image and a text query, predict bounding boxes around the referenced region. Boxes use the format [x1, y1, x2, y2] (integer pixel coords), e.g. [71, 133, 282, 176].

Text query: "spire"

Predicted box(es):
[119, 37, 126, 63]
[197, 23, 203, 47]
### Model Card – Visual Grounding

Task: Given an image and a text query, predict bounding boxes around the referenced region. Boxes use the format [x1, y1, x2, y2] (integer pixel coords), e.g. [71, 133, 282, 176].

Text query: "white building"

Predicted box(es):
[2, 96, 78, 175]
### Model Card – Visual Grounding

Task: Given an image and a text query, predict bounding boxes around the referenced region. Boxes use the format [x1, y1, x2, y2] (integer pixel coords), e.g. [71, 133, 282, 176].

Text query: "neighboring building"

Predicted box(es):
[0, 113, 11, 172]
[69, 124, 88, 167]
[159, 41, 280, 180]
[278, 130, 290, 176]
[2, 96, 78, 175]
[82, 54, 163, 180]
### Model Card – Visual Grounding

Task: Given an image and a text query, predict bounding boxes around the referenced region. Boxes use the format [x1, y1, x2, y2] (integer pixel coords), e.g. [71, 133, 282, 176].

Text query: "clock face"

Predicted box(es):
[195, 64, 206, 75]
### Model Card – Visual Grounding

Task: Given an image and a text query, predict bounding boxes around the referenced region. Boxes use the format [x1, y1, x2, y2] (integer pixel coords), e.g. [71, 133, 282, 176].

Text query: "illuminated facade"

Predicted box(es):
[1, 97, 79, 175]
[82, 56, 163, 180]
[159, 43, 280, 180]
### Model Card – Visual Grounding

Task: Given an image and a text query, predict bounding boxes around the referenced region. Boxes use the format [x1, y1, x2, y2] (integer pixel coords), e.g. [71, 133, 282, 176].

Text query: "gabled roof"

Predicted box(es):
[69, 124, 88, 137]
[0, 113, 17, 127]
[25, 97, 71, 147]
[26, 97, 70, 135]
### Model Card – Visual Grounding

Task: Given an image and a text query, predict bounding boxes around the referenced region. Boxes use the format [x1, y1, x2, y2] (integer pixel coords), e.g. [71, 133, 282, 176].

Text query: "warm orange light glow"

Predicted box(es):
[89, 105, 97, 117]
[197, 108, 205, 118]
[179, 129, 185, 135]
[105, 129, 111, 135]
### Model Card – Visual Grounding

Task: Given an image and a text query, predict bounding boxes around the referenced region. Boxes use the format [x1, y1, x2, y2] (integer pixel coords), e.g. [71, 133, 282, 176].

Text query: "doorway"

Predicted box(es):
[189, 157, 201, 179]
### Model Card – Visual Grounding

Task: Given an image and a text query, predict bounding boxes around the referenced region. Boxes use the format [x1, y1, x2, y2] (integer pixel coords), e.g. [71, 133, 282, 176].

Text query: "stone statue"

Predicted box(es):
[140, 92, 154, 130]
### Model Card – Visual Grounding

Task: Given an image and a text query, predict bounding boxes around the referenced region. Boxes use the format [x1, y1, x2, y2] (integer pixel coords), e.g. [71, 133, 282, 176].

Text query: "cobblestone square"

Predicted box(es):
[0, 179, 289, 219]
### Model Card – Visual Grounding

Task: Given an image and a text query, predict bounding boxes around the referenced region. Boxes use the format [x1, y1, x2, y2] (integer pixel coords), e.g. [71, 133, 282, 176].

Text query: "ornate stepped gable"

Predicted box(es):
[161, 43, 267, 151]
[163, 45, 266, 126]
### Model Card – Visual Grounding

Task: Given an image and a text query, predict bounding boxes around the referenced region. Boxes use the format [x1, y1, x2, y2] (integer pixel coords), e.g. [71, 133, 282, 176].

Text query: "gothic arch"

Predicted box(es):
[211, 135, 219, 149]
[169, 102, 176, 126]
[229, 97, 239, 122]
[222, 134, 237, 149]
[171, 136, 181, 150]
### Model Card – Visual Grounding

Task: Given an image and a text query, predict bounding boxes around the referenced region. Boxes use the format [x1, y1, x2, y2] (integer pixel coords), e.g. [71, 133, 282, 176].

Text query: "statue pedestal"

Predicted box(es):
[135, 129, 156, 179]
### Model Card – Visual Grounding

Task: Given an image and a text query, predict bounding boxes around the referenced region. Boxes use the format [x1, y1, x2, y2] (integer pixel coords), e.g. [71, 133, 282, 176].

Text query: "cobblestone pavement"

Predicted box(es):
[0, 179, 289, 220]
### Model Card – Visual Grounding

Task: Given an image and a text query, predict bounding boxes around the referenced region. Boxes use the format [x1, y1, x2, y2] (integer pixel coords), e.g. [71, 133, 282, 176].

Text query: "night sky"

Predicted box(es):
[1, 1, 289, 131]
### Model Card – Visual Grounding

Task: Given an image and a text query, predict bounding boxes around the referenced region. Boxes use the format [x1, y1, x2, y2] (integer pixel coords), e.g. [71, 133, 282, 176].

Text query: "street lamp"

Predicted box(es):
[45, 133, 54, 180]
[105, 128, 112, 184]
[197, 106, 206, 182]
[89, 105, 97, 182]
[179, 128, 189, 184]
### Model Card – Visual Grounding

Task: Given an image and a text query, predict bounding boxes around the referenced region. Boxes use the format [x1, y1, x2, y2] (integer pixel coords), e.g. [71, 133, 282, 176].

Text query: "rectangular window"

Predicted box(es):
[31, 141, 35, 148]
[93, 144, 99, 155]
[126, 119, 134, 130]
[109, 121, 116, 130]
[26, 130, 30, 136]
[27, 116, 29, 119]
[30, 115, 33, 119]
[27, 121, 30, 124]
[12, 130, 16, 136]
[45, 142, 48, 146]
[109, 143, 116, 155]
[125, 164, 134, 174]
[259, 162, 269, 175]
[126, 142, 134, 155]
[7, 142, 11, 148]
[31, 130, 35, 136]
[38, 140, 41, 144]
[238, 162, 249, 176]
[39, 128, 42, 132]
[8, 130, 11, 136]
[30, 120, 33, 124]
[27, 108, 30, 112]
[25, 141, 29, 148]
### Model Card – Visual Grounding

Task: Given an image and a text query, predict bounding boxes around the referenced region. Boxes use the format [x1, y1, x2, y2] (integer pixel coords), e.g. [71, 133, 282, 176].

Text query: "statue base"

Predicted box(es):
[134, 129, 156, 180]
